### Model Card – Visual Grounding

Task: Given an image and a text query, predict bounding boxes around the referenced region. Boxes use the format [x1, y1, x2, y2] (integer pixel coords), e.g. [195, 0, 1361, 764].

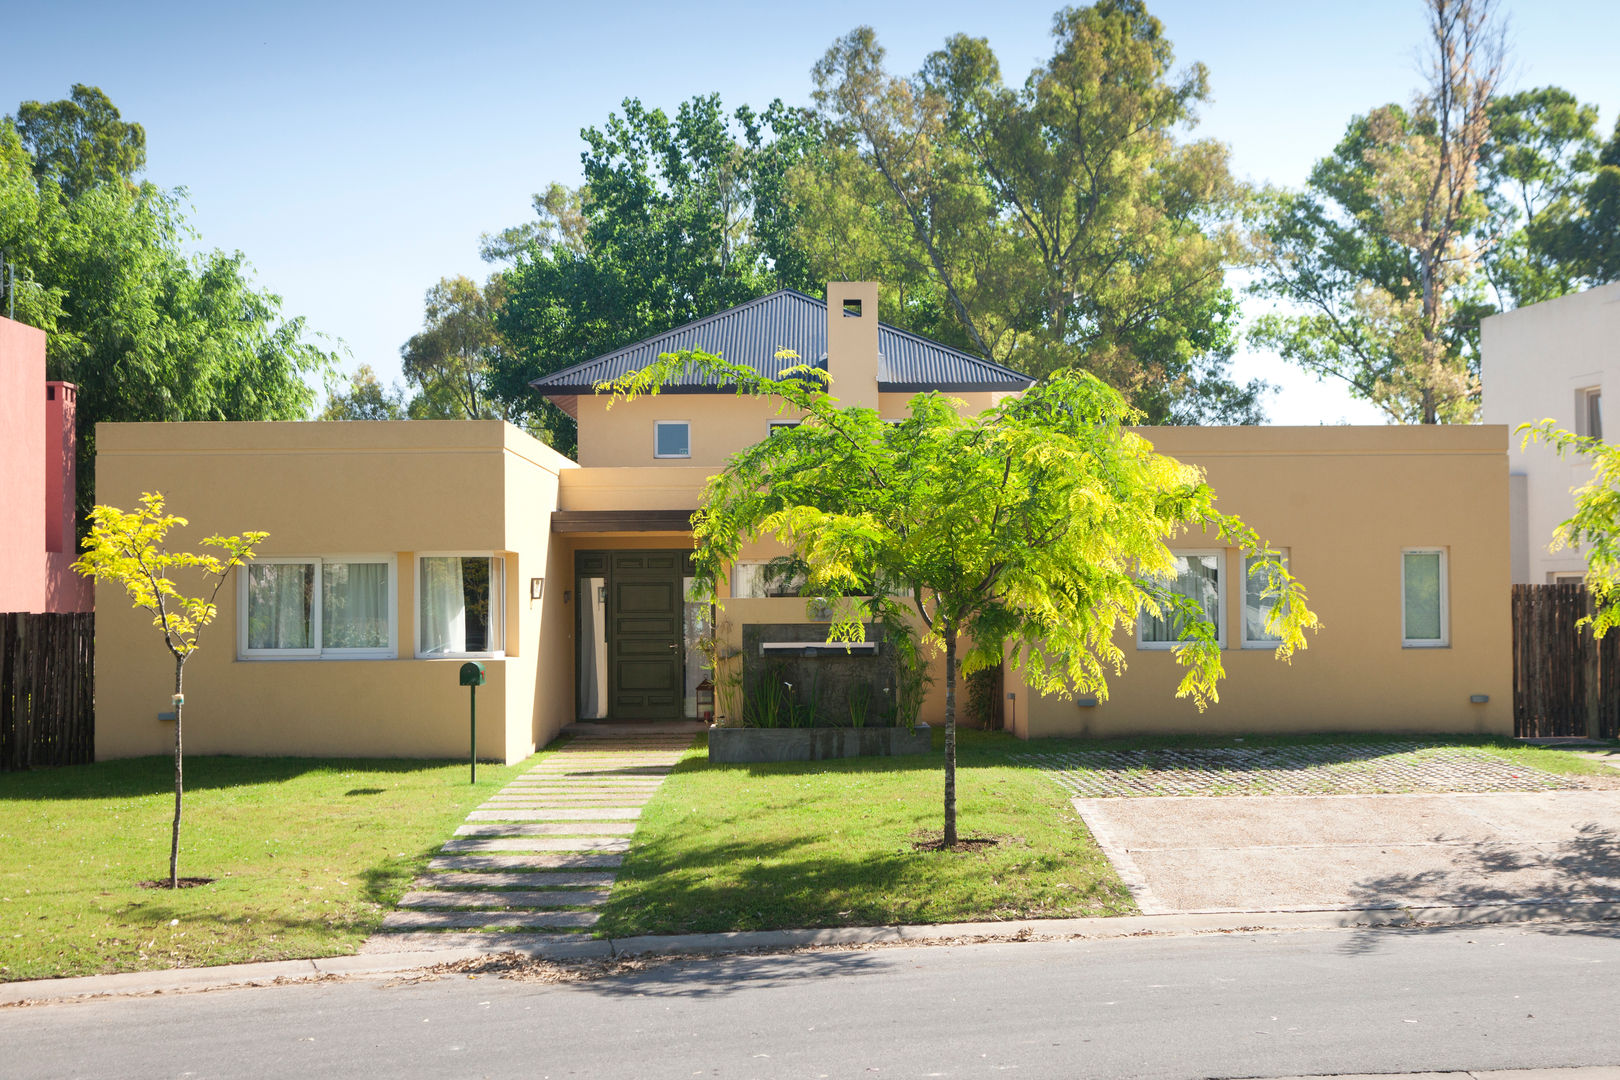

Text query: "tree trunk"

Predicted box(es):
[942, 624, 958, 849]
[170, 658, 185, 889]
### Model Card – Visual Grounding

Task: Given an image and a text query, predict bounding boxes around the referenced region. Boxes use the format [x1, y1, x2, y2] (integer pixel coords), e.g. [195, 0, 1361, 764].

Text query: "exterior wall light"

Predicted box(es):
[1469, 694, 1489, 704]
[530, 577, 544, 600]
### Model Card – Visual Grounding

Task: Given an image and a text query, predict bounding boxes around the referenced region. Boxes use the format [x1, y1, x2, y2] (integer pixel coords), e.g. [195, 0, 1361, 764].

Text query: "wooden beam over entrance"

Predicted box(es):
[550, 510, 697, 533]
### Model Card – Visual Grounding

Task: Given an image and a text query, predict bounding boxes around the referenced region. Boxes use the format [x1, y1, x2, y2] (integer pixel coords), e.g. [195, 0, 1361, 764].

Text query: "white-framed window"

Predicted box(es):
[1577, 386, 1603, 440]
[418, 554, 505, 657]
[654, 421, 691, 458]
[239, 556, 397, 659]
[1401, 548, 1449, 648]
[1138, 550, 1225, 649]
[732, 559, 807, 598]
[1241, 550, 1289, 648]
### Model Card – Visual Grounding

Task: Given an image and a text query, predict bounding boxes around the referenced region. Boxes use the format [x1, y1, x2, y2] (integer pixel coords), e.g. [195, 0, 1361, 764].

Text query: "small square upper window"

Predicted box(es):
[1578, 387, 1602, 440]
[655, 421, 691, 458]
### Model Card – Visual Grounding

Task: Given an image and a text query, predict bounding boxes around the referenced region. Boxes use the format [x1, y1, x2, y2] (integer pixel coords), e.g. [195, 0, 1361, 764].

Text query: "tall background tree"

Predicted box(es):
[482, 94, 821, 454]
[1248, 0, 1619, 424]
[1, 87, 334, 522]
[795, 2, 1265, 424]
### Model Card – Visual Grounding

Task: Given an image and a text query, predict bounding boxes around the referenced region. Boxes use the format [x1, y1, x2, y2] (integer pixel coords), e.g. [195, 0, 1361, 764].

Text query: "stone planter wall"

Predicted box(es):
[707, 723, 933, 764]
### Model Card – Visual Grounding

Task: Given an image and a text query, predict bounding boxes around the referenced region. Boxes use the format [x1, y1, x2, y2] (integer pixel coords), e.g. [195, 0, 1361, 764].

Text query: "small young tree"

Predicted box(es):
[1519, 421, 1620, 637]
[605, 353, 1320, 847]
[73, 493, 265, 887]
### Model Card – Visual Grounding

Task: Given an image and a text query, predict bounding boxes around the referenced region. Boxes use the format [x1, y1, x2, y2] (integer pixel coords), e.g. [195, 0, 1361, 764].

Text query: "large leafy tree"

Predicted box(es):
[607, 352, 1318, 846]
[1476, 87, 1602, 307]
[1249, 0, 1510, 424]
[1, 91, 333, 521]
[12, 83, 146, 197]
[487, 94, 821, 454]
[796, 2, 1263, 424]
[400, 275, 508, 421]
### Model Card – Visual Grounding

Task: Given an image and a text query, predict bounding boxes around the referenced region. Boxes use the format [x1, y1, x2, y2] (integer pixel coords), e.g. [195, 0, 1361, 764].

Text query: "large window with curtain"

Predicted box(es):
[418, 555, 504, 657]
[1137, 551, 1225, 649]
[239, 557, 395, 659]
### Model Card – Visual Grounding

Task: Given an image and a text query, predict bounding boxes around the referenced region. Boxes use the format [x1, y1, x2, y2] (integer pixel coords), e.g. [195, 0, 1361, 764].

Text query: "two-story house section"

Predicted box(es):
[1481, 281, 1620, 584]
[529, 281, 1034, 725]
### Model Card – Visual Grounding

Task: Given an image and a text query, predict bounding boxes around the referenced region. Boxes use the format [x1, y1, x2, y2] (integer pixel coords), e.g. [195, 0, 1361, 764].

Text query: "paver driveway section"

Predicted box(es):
[362, 733, 693, 954]
[1075, 789, 1620, 914]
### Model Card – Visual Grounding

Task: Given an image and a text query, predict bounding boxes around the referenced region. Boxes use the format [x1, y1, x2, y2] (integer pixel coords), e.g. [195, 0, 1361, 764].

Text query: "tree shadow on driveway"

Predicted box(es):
[1339, 822, 1620, 955]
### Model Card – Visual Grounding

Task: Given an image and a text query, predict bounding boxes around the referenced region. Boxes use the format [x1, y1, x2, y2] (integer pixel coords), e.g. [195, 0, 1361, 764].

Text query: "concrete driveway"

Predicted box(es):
[1074, 790, 1620, 914]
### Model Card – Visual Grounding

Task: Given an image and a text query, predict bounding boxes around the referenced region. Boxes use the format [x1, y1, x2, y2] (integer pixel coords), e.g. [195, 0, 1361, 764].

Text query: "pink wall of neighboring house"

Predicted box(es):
[0, 316, 91, 613]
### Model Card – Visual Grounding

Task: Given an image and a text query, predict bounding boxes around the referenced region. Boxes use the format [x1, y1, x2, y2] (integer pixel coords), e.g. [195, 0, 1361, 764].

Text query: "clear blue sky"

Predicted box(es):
[5, 0, 1618, 424]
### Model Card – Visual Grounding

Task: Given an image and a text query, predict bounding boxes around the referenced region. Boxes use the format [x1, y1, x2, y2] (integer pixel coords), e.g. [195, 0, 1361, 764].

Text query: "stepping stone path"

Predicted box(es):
[362, 734, 693, 953]
[1017, 743, 1587, 798]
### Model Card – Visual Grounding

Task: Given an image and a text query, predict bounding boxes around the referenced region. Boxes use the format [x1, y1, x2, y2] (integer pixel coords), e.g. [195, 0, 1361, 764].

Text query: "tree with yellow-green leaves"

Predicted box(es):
[605, 352, 1320, 847]
[73, 494, 265, 888]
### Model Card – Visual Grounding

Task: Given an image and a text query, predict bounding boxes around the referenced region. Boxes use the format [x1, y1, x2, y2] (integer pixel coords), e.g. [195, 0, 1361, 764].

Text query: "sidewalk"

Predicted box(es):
[5, 899, 1618, 1006]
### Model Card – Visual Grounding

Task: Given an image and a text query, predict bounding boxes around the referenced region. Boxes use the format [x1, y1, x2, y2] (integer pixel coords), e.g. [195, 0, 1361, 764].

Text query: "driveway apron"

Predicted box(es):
[362, 734, 693, 953]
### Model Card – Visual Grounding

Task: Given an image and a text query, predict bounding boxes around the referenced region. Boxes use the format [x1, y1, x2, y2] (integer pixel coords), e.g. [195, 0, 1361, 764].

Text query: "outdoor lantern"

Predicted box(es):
[696, 677, 715, 723]
[459, 661, 486, 783]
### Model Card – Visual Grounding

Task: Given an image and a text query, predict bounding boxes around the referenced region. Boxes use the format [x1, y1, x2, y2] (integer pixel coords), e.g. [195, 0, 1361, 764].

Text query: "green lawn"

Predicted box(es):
[593, 730, 1135, 938]
[0, 752, 534, 982]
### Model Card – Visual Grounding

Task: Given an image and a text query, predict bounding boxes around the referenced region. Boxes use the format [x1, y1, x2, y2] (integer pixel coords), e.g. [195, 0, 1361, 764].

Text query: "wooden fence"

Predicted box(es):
[1, 612, 94, 770]
[1511, 584, 1619, 739]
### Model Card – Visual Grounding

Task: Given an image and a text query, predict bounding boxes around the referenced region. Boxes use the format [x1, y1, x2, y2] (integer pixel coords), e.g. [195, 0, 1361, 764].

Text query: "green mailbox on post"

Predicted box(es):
[460, 662, 486, 782]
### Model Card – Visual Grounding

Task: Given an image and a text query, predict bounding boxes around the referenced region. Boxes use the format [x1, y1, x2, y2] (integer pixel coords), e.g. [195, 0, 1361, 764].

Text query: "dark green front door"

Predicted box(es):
[576, 550, 690, 721]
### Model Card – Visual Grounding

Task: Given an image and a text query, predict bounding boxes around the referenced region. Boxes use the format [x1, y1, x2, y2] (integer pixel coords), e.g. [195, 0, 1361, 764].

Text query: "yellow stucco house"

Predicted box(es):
[93, 282, 1513, 762]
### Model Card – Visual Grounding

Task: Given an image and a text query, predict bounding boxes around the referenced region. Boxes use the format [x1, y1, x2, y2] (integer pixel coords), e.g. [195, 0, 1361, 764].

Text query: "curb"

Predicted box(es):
[5, 900, 1618, 1006]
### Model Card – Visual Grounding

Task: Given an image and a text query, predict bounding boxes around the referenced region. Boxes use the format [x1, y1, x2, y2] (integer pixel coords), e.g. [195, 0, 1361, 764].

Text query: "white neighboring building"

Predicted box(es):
[1480, 281, 1620, 584]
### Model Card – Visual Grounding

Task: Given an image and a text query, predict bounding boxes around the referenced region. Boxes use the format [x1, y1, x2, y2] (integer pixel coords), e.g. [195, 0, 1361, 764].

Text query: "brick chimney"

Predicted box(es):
[825, 281, 880, 410]
[44, 381, 77, 554]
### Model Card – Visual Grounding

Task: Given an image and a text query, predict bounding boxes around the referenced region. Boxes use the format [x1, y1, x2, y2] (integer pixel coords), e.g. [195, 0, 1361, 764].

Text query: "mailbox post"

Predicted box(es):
[459, 661, 486, 783]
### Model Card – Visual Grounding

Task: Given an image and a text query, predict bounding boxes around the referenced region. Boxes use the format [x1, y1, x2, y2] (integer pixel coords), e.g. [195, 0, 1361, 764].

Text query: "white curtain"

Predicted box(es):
[247, 563, 312, 650]
[323, 562, 389, 650]
[420, 557, 466, 655]
[577, 576, 607, 718]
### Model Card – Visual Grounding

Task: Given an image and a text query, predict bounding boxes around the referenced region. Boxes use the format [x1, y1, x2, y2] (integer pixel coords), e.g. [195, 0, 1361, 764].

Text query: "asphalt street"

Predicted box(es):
[5, 922, 1620, 1080]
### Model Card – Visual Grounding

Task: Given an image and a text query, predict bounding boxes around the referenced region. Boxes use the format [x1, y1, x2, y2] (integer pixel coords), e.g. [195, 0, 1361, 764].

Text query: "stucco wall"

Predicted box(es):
[0, 317, 48, 613]
[1481, 282, 1620, 583]
[1009, 425, 1513, 739]
[93, 420, 574, 762]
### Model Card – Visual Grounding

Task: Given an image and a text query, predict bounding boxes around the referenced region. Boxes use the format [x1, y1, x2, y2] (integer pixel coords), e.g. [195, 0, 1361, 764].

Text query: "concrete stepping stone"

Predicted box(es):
[478, 800, 650, 810]
[454, 822, 637, 837]
[398, 889, 610, 909]
[380, 910, 599, 931]
[428, 853, 623, 871]
[466, 808, 640, 821]
[440, 836, 630, 853]
[416, 871, 616, 889]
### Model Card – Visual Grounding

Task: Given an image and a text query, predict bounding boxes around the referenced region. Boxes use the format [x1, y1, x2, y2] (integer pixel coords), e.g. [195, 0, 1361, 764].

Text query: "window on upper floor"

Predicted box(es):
[1138, 551, 1224, 649]
[240, 557, 396, 659]
[1577, 386, 1603, 440]
[654, 420, 691, 458]
[1402, 548, 1449, 648]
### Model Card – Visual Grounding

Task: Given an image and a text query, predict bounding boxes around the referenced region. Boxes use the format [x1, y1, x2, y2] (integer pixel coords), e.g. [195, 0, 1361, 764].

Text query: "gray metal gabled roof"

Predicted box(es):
[528, 289, 1034, 396]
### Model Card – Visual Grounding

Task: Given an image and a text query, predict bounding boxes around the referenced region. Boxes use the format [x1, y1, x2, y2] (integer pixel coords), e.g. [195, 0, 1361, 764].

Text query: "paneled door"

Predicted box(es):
[576, 550, 689, 721]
